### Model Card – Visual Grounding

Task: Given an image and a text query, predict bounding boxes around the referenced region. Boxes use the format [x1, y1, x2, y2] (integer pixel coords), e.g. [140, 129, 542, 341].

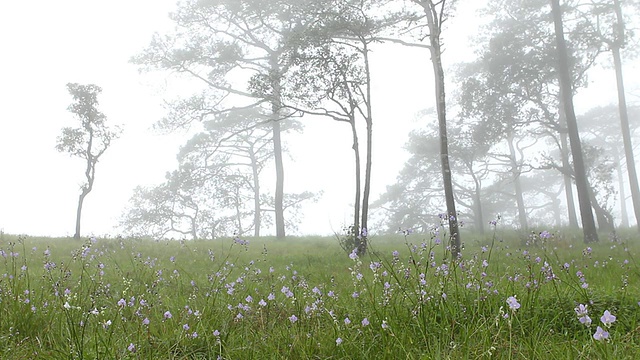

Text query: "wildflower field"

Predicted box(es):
[1, 228, 640, 359]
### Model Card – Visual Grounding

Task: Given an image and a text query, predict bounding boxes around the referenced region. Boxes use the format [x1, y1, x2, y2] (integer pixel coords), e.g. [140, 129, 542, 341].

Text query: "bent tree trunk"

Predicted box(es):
[551, 0, 598, 243]
[589, 186, 615, 232]
[74, 189, 89, 239]
[470, 169, 484, 235]
[507, 132, 528, 230]
[75, 137, 96, 239]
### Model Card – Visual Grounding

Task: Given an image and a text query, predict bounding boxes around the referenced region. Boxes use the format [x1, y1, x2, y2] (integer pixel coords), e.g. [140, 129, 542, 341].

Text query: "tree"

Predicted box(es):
[178, 107, 283, 237]
[285, 44, 367, 249]
[460, 0, 605, 233]
[580, 0, 640, 231]
[281, 0, 408, 254]
[580, 105, 640, 227]
[409, 0, 461, 257]
[551, 0, 599, 242]
[56, 83, 120, 239]
[120, 164, 249, 239]
[132, 0, 322, 238]
[373, 121, 495, 235]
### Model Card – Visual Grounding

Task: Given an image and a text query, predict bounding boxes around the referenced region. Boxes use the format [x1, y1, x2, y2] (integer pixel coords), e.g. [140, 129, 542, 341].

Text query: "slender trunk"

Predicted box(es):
[559, 98, 579, 227]
[272, 120, 285, 238]
[468, 161, 484, 234]
[553, 196, 562, 227]
[425, 3, 460, 257]
[249, 146, 261, 237]
[350, 119, 362, 236]
[508, 133, 528, 230]
[612, 43, 640, 231]
[561, 134, 579, 227]
[551, 0, 598, 242]
[191, 214, 198, 240]
[614, 149, 629, 228]
[75, 131, 95, 239]
[474, 180, 484, 234]
[270, 57, 285, 238]
[235, 185, 244, 235]
[359, 43, 373, 256]
[74, 190, 88, 239]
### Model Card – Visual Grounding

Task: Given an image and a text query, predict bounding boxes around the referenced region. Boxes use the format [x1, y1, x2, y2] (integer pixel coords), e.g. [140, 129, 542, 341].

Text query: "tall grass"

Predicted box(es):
[0, 226, 639, 359]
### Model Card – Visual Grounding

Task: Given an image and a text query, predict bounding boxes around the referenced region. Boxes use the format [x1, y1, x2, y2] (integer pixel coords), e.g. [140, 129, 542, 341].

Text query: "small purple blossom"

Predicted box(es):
[600, 310, 616, 327]
[593, 326, 609, 341]
[575, 304, 588, 317]
[506, 296, 520, 311]
[579, 315, 592, 326]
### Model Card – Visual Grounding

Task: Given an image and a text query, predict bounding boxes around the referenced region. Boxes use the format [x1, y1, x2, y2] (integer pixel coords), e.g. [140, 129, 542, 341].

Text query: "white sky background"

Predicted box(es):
[0, 1, 638, 238]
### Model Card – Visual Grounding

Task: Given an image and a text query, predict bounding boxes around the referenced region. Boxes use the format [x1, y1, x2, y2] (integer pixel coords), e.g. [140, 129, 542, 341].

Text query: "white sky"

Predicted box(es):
[0, 1, 637, 238]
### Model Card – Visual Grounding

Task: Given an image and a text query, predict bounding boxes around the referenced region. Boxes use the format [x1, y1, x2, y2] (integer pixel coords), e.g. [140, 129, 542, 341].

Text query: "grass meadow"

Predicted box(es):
[1, 225, 640, 359]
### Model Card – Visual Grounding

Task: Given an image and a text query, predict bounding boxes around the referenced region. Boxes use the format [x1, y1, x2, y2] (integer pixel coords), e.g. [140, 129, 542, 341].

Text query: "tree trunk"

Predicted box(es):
[249, 145, 261, 237]
[424, 2, 460, 257]
[350, 119, 362, 238]
[614, 149, 629, 228]
[74, 190, 88, 239]
[272, 119, 285, 238]
[75, 133, 95, 239]
[234, 184, 244, 235]
[558, 97, 579, 228]
[560, 135, 579, 227]
[467, 161, 484, 234]
[507, 132, 528, 230]
[611, 40, 640, 231]
[358, 44, 373, 256]
[190, 214, 198, 240]
[473, 179, 484, 235]
[553, 196, 562, 227]
[551, 0, 598, 243]
[588, 186, 615, 232]
[271, 57, 286, 239]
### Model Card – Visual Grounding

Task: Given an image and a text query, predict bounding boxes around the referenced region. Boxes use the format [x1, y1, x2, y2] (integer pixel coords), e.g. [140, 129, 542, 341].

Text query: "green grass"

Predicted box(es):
[0, 227, 639, 359]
